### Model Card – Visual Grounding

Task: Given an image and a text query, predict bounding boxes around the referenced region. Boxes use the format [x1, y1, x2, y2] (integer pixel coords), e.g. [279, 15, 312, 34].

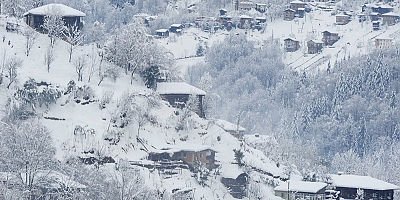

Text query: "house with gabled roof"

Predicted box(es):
[23, 4, 85, 32]
[284, 38, 300, 52]
[157, 82, 206, 118]
[381, 12, 399, 26]
[328, 174, 399, 200]
[284, 8, 296, 21]
[336, 14, 349, 25]
[322, 30, 339, 46]
[274, 180, 327, 200]
[374, 36, 393, 49]
[307, 40, 323, 54]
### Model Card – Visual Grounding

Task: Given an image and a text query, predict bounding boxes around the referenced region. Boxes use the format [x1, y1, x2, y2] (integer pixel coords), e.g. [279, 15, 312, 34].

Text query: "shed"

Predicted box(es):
[157, 82, 206, 118]
[156, 29, 169, 37]
[169, 24, 183, 33]
[23, 4, 85, 32]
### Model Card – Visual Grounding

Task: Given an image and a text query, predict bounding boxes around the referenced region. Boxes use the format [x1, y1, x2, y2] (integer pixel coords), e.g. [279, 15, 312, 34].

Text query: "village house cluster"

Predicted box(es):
[282, 0, 397, 54]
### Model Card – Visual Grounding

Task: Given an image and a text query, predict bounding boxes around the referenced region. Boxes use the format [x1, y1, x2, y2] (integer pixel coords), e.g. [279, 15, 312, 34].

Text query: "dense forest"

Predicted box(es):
[188, 33, 400, 186]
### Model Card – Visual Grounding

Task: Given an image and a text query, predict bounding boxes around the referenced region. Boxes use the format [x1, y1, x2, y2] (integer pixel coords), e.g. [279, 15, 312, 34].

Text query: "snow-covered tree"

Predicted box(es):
[4, 56, 22, 89]
[0, 120, 57, 193]
[42, 5, 65, 46]
[44, 45, 55, 73]
[65, 23, 84, 62]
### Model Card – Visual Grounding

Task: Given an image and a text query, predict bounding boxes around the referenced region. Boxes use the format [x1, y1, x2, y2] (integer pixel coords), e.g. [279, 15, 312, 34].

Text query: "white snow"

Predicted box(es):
[23, 4, 86, 17]
[329, 174, 400, 190]
[214, 119, 246, 132]
[157, 82, 206, 95]
[274, 180, 327, 194]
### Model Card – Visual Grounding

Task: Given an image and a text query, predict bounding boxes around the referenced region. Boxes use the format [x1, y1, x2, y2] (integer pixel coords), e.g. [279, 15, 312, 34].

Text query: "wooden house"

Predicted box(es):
[381, 12, 399, 26]
[307, 40, 323, 54]
[336, 14, 349, 25]
[255, 3, 267, 13]
[239, 15, 252, 29]
[284, 9, 296, 21]
[169, 24, 183, 33]
[214, 119, 246, 140]
[219, 15, 232, 26]
[221, 170, 249, 199]
[238, 1, 253, 11]
[274, 180, 327, 200]
[23, 4, 85, 32]
[322, 31, 339, 46]
[290, 0, 306, 12]
[157, 82, 206, 118]
[255, 17, 267, 24]
[148, 144, 217, 170]
[284, 38, 300, 52]
[329, 174, 399, 200]
[156, 29, 169, 37]
[362, 3, 393, 15]
[374, 37, 393, 49]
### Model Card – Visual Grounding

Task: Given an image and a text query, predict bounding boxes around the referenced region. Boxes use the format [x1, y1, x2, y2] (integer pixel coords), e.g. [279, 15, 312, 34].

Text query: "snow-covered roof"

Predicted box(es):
[329, 174, 400, 190]
[284, 38, 298, 41]
[255, 17, 266, 20]
[336, 14, 348, 17]
[23, 4, 86, 17]
[214, 119, 246, 132]
[285, 9, 295, 12]
[274, 180, 327, 193]
[239, 15, 252, 19]
[21, 170, 86, 189]
[382, 12, 399, 17]
[151, 143, 217, 154]
[170, 24, 182, 28]
[290, 0, 306, 4]
[220, 165, 246, 179]
[156, 29, 169, 32]
[309, 40, 323, 44]
[157, 82, 206, 95]
[379, 4, 393, 9]
[375, 35, 393, 40]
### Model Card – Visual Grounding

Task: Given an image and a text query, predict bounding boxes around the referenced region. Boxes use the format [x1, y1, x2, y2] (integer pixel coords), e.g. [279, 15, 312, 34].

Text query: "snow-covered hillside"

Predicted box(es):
[0, 16, 286, 199]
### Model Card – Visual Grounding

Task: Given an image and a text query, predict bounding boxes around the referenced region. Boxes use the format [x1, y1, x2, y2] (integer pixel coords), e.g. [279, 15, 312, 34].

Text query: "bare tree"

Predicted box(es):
[24, 27, 38, 57]
[73, 54, 86, 81]
[44, 45, 55, 73]
[4, 56, 22, 89]
[65, 23, 84, 62]
[88, 45, 100, 82]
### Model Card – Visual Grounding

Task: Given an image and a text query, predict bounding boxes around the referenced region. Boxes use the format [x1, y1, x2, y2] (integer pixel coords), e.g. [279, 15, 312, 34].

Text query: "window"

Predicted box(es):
[200, 153, 204, 158]
[183, 152, 187, 158]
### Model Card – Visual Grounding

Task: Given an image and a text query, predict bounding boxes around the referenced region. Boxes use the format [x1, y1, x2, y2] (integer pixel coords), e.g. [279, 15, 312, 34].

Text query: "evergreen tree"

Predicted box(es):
[141, 65, 160, 90]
